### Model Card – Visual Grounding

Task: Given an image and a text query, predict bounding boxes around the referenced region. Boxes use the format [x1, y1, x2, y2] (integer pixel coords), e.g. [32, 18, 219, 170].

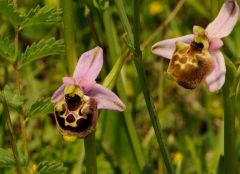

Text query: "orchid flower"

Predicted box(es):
[51, 46, 126, 138]
[152, 0, 239, 92]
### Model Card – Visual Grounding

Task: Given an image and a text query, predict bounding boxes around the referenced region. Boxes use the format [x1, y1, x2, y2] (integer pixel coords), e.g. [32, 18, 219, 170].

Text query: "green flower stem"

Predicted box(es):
[1, 92, 22, 174]
[223, 84, 236, 174]
[63, 1, 97, 173]
[223, 89, 235, 174]
[13, 0, 29, 159]
[223, 56, 237, 174]
[102, 8, 146, 170]
[114, 0, 174, 173]
[63, 0, 77, 75]
[84, 133, 97, 174]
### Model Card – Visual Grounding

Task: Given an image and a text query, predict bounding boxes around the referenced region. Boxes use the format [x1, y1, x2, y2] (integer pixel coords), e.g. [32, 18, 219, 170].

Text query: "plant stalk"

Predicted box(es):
[114, 0, 174, 173]
[63, 0, 77, 75]
[1, 92, 22, 174]
[13, 0, 29, 158]
[102, 8, 146, 170]
[223, 87, 235, 174]
[84, 133, 97, 174]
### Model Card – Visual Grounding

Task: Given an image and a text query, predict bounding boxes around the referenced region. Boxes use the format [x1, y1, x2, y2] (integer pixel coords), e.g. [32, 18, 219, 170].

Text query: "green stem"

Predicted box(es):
[63, 0, 77, 75]
[223, 86, 235, 174]
[1, 92, 22, 174]
[13, 3, 29, 158]
[102, 8, 146, 170]
[84, 133, 97, 174]
[223, 55, 237, 174]
[114, 0, 174, 173]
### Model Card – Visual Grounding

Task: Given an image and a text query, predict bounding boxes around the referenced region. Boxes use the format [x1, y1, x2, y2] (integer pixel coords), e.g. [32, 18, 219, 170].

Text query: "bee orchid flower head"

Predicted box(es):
[152, 0, 239, 92]
[51, 46, 126, 138]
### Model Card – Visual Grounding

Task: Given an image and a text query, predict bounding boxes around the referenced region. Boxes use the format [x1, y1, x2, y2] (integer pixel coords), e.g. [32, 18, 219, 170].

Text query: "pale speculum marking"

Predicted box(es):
[54, 85, 97, 137]
[167, 41, 214, 89]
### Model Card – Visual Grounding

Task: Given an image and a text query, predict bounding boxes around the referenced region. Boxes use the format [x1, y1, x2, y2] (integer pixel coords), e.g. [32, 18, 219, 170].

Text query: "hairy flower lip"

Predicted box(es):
[54, 98, 98, 138]
[151, 1, 239, 92]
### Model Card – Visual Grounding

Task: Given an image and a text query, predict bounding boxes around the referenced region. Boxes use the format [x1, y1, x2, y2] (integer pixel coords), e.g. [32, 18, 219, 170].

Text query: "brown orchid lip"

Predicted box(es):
[54, 89, 98, 138]
[167, 41, 214, 89]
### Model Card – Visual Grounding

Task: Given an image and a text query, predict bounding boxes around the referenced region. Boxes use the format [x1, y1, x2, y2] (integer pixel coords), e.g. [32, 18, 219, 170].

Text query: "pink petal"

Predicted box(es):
[205, 1, 239, 39]
[209, 38, 223, 51]
[205, 51, 226, 92]
[51, 84, 65, 104]
[79, 79, 96, 93]
[73, 46, 103, 80]
[151, 34, 194, 59]
[63, 77, 96, 93]
[63, 77, 75, 84]
[87, 84, 126, 111]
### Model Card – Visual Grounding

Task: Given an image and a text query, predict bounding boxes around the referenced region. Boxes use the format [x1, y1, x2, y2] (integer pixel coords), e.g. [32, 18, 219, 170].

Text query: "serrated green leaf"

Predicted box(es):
[0, 0, 24, 26]
[0, 36, 17, 63]
[0, 148, 15, 167]
[20, 38, 65, 68]
[0, 86, 24, 110]
[20, 6, 62, 29]
[36, 161, 67, 174]
[27, 98, 53, 118]
[0, 148, 27, 168]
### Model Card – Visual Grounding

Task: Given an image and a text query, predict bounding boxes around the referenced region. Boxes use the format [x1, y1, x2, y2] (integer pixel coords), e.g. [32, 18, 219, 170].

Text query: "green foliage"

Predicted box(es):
[0, 0, 24, 26]
[0, 86, 24, 111]
[20, 38, 65, 68]
[0, 148, 16, 167]
[27, 98, 53, 118]
[20, 6, 62, 29]
[0, 36, 17, 63]
[0, 148, 26, 168]
[36, 161, 67, 174]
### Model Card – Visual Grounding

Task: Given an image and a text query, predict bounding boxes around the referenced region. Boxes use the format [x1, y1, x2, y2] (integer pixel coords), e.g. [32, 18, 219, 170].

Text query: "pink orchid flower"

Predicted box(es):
[51, 46, 126, 138]
[152, 0, 239, 92]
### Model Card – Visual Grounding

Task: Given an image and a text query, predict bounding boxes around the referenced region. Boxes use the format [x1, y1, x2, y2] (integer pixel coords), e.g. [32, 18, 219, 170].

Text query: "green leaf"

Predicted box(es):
[0, 148, 15, 167]
[20, 6, 62, 29]
[0, 85, 24, 110]
[0, 148, 27, 168]
[0, 36, 17, 63]
[20, 38, 65, 68]
[0, 0, 24, 26]
[27, 98, 53, 118]
[36, 161, 67, 174]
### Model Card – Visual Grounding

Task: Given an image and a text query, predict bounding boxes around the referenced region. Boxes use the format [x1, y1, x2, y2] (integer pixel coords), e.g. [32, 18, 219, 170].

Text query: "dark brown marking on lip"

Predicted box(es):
[66, 114, 75, 123]
[56, 115, 92, 133]
[65, 94, 81, 111]
[191, 41, 204, 52]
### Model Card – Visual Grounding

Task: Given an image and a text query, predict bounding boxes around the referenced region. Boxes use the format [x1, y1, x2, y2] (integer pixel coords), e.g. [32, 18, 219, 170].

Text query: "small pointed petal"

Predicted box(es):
[209, 38, 224, 51]
[87, 84, 126, 111]
[51, 84, 65, 104]
[73, 46, 103, 80]
[151, 34, 194, 59]
[205, 1, 239, 38]
[205, 51, 226, 92]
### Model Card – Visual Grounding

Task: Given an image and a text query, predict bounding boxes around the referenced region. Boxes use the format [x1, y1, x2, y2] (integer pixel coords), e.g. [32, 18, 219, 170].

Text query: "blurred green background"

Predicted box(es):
[0, 0, 239, 173]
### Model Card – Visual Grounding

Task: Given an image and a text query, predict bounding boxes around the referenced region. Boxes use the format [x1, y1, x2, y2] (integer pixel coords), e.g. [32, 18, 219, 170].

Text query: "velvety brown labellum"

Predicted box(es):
[54, 94, 98, 138]
[167, 41, 214, 89]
